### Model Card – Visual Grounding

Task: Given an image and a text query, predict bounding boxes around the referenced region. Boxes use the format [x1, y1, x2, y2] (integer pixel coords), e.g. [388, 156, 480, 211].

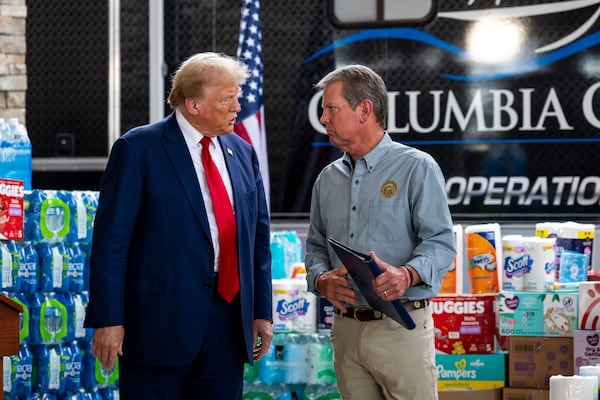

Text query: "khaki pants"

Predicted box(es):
[331, 305, 438, 400]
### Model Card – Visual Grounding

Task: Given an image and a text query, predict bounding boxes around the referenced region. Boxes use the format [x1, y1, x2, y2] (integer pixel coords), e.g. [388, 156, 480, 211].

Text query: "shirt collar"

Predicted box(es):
[342, 132, 393, 172]
[175, 109, 207, 149]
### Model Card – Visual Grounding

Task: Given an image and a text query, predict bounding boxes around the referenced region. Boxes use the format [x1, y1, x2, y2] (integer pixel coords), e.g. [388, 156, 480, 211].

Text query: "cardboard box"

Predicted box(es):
[439, 388, 502, 400]
[499, 291, 578, 337]
[574, 329, 600, 374]
[0, 178, 24, 240]
[436, 353, 506, 391]
[432, 294, 499, 354]
[507, 336, 573, 388]
[578, 282, 600, 330]
[502, 387, 549, 400]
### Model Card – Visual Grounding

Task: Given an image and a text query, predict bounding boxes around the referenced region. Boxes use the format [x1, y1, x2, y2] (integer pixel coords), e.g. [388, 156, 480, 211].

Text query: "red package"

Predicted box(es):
[432, 294, 498, 354]
[0, 178, 24, 240]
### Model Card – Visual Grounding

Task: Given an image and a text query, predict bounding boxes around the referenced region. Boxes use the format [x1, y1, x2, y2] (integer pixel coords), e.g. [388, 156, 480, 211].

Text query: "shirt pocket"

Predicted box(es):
[368, 199, 408, 242]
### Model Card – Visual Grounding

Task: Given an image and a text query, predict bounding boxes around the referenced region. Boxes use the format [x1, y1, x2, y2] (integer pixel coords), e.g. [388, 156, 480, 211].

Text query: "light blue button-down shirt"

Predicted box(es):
[305, 133, 456, 305]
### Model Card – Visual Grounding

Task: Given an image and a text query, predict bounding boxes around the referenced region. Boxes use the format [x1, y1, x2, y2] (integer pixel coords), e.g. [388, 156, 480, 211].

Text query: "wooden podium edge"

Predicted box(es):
[0, 293, 24, 400]
[0, 295, 23, 313]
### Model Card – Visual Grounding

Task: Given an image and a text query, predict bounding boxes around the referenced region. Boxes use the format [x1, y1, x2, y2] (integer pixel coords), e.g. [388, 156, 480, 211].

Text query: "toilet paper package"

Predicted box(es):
[272, 278, 317, 333]
[549, 375, 598, 400]
[523, 236, 557, 292]
[537, 222, 595, 280]
[502, 235, 528, 291]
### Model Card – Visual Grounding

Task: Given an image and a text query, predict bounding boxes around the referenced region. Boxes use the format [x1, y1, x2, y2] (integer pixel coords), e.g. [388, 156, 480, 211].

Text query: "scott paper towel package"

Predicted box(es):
[272, 278, 317, 333]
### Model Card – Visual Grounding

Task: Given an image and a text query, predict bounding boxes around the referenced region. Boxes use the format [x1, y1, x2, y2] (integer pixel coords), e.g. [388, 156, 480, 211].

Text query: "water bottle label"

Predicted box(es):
[51, 247, 63, 289]
[259, 342, 286, 384]
[307, 343, 336, 385]
[285, 343, 308, 384]
[3, 356, 12, 392]
[49, 348, 60, 390]
[74, 193, 87, 240]
[75, 295, 86, 338]
[1, 244, 12, 288]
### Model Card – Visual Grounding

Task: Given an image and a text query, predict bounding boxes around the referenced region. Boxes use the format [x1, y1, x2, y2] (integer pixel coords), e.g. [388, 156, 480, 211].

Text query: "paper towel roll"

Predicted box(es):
[549, 375, 598, 400]
[440, 224, 463, 294]
[465, 223, 502, 294]
[580, 365, 600, 393]
[523, 236, 556, 292]
[536, 222, 563, 281]
[502, 234, 527, 291]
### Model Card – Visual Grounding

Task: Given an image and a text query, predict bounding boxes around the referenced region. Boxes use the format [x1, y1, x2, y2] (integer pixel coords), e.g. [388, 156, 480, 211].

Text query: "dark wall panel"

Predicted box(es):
[26, 1, 109, 158]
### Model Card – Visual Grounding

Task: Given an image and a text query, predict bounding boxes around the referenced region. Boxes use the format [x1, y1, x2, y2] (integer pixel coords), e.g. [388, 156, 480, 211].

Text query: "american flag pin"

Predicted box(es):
[227, 148, 233, 156]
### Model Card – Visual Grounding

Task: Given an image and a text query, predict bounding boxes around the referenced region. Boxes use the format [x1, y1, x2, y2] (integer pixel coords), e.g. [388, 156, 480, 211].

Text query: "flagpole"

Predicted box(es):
[235, 0, 271, 211]
[149, 0, 165, 123]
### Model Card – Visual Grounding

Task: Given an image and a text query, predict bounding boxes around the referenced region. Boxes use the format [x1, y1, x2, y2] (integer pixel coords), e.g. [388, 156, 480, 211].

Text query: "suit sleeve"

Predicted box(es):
[250, 145, 272, 322]
[85, 137, 143, 328]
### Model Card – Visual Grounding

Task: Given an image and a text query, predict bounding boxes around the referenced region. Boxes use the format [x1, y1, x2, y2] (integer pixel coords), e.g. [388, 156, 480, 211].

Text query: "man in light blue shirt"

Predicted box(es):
[305, 65, 456, 400]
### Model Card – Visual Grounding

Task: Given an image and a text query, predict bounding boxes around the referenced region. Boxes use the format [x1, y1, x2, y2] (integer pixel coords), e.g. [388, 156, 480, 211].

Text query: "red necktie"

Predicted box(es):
[201, 137, 240, 302]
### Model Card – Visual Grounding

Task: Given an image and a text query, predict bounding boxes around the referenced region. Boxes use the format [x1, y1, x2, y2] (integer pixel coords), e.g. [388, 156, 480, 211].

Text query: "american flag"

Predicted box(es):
[234, 0, 270, 209]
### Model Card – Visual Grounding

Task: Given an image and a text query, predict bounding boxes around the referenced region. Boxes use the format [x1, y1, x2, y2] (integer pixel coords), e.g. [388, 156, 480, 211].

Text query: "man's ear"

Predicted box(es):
[184, 97, 199, 115]
[359, 99, 373, 123]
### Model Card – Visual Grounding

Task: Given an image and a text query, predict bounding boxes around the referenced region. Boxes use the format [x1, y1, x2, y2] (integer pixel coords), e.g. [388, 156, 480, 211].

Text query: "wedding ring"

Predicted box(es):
[384, 290, 388, 298]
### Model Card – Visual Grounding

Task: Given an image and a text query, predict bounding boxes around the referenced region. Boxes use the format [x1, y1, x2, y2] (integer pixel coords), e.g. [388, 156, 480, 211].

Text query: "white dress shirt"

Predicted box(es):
[176, 110, 235, 272]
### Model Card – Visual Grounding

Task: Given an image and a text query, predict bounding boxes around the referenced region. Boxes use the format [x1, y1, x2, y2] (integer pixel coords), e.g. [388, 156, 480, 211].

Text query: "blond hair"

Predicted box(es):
[167, 52, 248, 109]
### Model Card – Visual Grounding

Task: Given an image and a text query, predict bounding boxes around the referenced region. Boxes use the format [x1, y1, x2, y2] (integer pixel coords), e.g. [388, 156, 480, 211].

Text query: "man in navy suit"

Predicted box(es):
[85, 52, 273, 399]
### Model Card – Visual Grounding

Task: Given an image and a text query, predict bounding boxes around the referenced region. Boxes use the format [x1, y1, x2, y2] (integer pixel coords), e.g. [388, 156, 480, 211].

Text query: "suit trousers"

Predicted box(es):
[119, 292, 245, 399]
[331, 305, 438, 400]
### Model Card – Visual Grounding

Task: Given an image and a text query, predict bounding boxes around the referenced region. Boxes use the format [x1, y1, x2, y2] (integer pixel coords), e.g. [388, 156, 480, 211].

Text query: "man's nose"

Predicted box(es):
[233, 97, 242, 112]
[320, 112, 328, 124]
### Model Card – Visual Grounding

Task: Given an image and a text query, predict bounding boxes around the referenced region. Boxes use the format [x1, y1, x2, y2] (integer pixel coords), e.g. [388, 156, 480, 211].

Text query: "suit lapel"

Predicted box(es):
[218, 135, 243, 222]
[163, 114, 212, 243]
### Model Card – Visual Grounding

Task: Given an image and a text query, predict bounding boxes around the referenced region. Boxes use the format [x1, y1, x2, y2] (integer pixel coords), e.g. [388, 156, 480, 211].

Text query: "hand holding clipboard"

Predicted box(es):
[328, 238, 416, 330]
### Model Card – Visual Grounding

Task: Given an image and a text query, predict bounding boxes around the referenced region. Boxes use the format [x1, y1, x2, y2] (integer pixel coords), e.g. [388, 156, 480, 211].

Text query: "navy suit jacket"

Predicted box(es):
[85, 112, 272, 366]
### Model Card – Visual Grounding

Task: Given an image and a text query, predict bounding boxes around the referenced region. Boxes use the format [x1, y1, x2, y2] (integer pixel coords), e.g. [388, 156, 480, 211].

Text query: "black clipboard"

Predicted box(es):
[328, 237, 416, 330]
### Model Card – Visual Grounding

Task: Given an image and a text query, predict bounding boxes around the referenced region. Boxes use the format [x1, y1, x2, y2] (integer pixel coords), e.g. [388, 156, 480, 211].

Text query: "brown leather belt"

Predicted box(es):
[334, 299, 430, 321]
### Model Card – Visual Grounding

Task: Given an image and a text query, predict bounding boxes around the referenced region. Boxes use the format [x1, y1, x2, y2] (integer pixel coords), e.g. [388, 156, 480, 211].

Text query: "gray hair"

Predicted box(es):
[315, 65, 388, 129]
[168, 52, 249, 109]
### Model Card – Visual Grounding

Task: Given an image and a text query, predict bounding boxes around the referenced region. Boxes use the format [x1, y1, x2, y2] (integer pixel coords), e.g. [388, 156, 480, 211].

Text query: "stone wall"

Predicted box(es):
[0, 0, 26, 124]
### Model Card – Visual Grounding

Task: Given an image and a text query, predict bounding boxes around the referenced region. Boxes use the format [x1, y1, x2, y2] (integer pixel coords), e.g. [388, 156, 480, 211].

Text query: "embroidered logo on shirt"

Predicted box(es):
[381, 181, 397, 198]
